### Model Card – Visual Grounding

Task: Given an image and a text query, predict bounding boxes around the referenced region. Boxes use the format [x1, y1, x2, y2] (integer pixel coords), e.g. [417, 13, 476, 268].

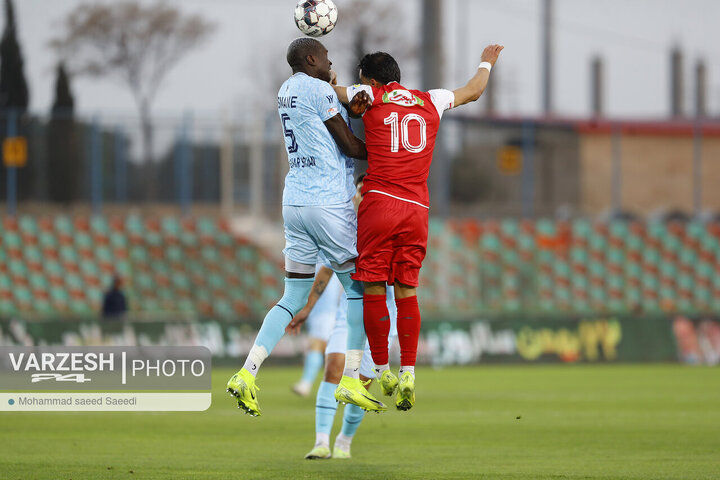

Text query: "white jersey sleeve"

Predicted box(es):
[346, 84, 375, 103]
[429, 88, 455, 118]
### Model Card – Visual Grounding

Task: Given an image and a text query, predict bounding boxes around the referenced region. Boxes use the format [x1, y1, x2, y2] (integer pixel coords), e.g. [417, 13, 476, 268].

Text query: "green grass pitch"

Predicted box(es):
[1, 365, 719, 479]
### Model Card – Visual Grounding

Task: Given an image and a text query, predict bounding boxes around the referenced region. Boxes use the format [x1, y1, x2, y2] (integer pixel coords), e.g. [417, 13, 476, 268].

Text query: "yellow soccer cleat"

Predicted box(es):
[304, 445, 331, 460]
[334, 375, 387, 413]
[395, 371, 415, 411]
[378, 369, 398, 396]
[332, 445, 351, 459]
[226, 368, 261, 417]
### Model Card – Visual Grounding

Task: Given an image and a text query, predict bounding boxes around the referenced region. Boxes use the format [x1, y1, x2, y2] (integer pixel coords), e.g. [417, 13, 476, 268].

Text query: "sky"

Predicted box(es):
[4, 0, 719, 122]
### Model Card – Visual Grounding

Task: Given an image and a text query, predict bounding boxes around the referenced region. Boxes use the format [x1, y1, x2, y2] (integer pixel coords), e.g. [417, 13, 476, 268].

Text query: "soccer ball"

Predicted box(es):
[294, 0, 338, 37]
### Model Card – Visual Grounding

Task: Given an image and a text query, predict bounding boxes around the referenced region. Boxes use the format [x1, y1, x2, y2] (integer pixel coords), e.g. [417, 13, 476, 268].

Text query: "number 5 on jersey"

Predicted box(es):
[281, 113, 299, 153]
[383, 112, 427, 153]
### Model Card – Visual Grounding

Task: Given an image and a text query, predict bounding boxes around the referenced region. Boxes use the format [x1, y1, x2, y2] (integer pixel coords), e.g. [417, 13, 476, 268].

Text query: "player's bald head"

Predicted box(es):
[286, 37, 325, 69]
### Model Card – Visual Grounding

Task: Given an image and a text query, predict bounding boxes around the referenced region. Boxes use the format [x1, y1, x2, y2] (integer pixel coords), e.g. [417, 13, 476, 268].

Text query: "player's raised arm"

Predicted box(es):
[452, 44, 504, 108]
[324, 115, 367, 159]
[332, 84, 349, 103]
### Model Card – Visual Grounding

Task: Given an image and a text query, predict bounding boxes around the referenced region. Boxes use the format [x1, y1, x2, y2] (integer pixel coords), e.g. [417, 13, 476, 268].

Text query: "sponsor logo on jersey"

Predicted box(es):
[382, 89, 424, 107]
[327, 107, 339, 116]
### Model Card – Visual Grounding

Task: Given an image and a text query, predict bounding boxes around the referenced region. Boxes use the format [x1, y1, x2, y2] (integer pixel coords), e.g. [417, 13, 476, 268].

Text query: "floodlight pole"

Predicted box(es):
[90, 116, 102, 216]
[220, 114, 234, 218]
[421, 0, 449, 217]
[114, 126, 127, 203]
[542, 0, 553, 116]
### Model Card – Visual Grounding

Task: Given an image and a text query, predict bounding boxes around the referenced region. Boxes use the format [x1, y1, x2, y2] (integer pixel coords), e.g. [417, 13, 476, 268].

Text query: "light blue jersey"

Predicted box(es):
[277, 72, 355, 207]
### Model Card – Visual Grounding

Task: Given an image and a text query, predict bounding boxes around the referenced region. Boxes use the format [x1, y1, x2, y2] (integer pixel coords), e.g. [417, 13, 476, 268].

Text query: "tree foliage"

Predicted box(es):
[48, 62, 80, 204]
[51, 2, 213, 111]
[51, 1, 214, 200]
[52, 62, 74, 114]
[0, 0, 29, 110]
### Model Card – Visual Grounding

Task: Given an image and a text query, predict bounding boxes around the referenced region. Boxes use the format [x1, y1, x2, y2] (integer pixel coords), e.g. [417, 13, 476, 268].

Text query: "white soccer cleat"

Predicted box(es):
[292, 380, 312, 398]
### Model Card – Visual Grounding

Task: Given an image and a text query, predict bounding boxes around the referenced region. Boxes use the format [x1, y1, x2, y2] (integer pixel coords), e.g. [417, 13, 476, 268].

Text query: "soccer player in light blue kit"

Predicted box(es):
[287, 175, 399, 459]
[288, 268, 398, 459]
[226, 38, 386, 416]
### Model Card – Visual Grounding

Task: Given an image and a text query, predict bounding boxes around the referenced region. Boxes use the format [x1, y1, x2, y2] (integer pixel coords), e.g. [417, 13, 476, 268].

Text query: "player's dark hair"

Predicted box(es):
[358, 52, 401, 85]
[286, 37, 324, 70]
[355, 173, 367, 185]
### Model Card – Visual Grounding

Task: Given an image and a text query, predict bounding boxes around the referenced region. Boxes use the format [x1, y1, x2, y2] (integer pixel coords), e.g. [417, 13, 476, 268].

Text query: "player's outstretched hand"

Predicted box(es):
[349, 90, 371, 116]
[329, 69, 338, 86]
[286, 307, 310, 335]
[481, 44, 504, 66]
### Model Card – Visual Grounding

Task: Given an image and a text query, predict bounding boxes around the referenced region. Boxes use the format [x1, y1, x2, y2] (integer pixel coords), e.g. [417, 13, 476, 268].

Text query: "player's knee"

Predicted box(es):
[394, 282, 417, 299]
[277, 277, 314, 316]
[364, 281, 386, 296]
[335, 271, 364, 299]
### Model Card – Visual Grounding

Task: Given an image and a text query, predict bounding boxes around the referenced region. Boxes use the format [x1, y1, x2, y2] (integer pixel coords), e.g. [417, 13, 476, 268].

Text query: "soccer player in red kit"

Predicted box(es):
[335, 44, 503, 410]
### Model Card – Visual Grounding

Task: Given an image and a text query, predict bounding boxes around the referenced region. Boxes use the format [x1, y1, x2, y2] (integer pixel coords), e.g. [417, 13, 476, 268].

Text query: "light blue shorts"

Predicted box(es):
[282, 200, 358, 268]
[307, 271, 343, 342]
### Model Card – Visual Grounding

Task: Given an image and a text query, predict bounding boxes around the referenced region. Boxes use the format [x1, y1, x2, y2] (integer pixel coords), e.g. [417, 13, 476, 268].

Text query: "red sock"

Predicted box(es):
[396, 296, 421, 367]
[363, 293, 390, 366]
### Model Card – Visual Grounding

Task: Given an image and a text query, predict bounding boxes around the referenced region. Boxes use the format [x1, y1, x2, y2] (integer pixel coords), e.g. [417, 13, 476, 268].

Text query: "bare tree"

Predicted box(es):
[331, 0, 418, 84]
[51, 1, 213, 196]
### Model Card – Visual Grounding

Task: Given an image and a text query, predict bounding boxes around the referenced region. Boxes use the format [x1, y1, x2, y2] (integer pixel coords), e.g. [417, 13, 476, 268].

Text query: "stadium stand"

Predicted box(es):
[1, 215, 720, 319]
[0, 215, 283, 319]
[419, 218, 720, 316]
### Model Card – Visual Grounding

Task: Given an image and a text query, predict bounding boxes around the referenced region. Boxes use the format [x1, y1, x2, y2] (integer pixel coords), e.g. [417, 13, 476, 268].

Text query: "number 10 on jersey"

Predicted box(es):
[383, 112, 427, 153]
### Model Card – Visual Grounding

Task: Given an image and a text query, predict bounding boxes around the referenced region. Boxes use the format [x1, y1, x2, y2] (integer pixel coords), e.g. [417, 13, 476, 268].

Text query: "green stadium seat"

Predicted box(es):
[90, 216, 109, 233]
[220, 234, 237, 250]
[8, 259, 27, 277]
[572, 218, 591, 237]
[213, 298, 234, 318]
[129, 245, 149, 263]
[54, 216, 73, 234]
[29, 272, 49, 290]
[18, 215, 38, 235]
[4, 231, 22, 249]
[69, 298, 92, 315]
[23, 244, 43, 262]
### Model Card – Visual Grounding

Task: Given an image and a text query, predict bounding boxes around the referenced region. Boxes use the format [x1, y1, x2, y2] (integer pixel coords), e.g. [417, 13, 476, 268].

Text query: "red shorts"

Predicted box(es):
[352, 192, 429, 287]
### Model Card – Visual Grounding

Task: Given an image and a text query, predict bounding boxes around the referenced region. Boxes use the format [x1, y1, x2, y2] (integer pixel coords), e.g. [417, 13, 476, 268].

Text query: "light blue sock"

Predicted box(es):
[301, 350, 325, 385]
[341, 403, 365, 437]
[335, 271, 366, 351]
[316, 381, 338, 441]
[252, 277, 314, 354]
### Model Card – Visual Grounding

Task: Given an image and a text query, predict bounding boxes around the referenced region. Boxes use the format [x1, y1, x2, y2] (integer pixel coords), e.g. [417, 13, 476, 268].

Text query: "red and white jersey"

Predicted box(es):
[346, 82, 454, 208]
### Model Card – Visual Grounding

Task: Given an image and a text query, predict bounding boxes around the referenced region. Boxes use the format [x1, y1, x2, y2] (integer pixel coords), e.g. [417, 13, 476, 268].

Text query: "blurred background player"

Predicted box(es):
[226, 37, 382, 416]
[291, 263, 343, 397]
[288, 175, 399, 459]
[334, 44, 504, 411]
